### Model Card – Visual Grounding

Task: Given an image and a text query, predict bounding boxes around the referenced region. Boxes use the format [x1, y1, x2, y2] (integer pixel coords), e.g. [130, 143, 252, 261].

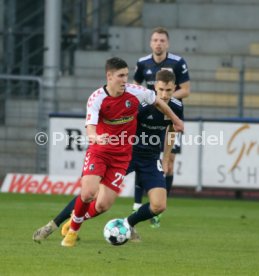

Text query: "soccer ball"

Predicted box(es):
[103, 218, 131, 246]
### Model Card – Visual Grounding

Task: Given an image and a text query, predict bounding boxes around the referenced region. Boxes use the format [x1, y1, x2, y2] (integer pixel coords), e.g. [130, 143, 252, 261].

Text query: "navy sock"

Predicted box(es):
[134, 174, 143, 204]
[135, 185, 144, 204]
[53, 196, 77, 227]
[166, 174, 174, 196]
[127, 203, 155, 227]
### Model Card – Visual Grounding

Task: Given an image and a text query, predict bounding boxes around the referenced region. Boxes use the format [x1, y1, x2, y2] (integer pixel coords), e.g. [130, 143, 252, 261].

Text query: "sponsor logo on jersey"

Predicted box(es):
[161, 67, 174, 73]
[87, 114, 91, 121]
[125, 100, 132, 108]
[147, 115, 153, 120]
[103, 116, 134, 125]
[89, 164, 95, 171]
[146, 69, 152, 75]
[140, 122, 166, 130]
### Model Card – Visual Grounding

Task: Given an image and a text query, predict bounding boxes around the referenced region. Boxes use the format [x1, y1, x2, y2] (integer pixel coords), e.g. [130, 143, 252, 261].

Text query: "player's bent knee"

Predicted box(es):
[80, 191, 96, 203]
[95, 202, 110, 213]
[150, 203, 166, 215]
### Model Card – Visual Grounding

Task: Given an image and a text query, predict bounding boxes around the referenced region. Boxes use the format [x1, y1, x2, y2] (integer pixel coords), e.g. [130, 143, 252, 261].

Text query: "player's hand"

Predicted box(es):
[173, 118, 184, 133]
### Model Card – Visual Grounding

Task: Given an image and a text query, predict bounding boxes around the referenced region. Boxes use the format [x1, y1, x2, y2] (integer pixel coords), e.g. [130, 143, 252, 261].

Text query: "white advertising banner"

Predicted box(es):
[202, 122, 259, 189]
[49, 116, 87, 176]
[45, 116, 259, 191]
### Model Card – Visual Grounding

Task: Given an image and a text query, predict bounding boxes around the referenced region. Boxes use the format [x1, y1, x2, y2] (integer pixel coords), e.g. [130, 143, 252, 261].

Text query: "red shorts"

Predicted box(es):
[82, 151, 129, 193]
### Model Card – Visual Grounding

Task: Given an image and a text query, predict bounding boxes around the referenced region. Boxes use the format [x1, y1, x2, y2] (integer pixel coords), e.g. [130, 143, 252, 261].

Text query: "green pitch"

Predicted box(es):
[0, 193, 259, 276]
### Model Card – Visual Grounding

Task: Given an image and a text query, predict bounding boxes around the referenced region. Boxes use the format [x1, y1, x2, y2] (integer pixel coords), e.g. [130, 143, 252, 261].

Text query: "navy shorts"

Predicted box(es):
[126, 153, 166, 192]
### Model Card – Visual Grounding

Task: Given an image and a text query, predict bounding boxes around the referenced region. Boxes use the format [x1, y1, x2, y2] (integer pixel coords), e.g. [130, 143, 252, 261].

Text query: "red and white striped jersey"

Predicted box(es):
[86, 83, 156, 160]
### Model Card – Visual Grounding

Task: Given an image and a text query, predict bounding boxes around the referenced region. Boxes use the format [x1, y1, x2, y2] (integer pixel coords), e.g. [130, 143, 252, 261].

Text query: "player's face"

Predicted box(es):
[107, 67, 129, 96]
[155, 81, 175, 103]
[150, 33, 169, 56]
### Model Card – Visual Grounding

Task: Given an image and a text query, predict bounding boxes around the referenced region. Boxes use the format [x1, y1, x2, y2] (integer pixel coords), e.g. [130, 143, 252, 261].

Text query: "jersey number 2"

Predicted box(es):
[111, 172, 125, 188]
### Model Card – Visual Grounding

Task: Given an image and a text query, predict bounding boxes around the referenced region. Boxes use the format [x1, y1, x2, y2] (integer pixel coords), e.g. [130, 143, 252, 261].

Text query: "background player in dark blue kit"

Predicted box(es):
[133, 26, 190, 227]
[32, 70, 184, 242]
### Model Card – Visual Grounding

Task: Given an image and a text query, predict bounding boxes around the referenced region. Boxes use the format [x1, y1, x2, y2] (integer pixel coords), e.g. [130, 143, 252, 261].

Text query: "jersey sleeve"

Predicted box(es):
[174, 104, 184, 120]
[133, 61, 145, 84]
[85, 91, 104, 126]
[174, 58, 190, 86]
[125, 83, 156, 105]
[144, 89, 156, 105]
[170, 98, 184, 120]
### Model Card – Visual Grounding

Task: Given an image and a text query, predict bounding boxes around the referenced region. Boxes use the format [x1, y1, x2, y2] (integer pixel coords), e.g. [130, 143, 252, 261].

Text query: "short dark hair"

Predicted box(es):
[151, 27, 169, 40]
[105, 57, 128, 72]
[156, 70, 176, 83]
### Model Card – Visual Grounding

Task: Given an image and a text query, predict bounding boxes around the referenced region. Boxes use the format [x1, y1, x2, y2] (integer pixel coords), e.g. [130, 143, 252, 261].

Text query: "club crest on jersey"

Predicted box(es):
[89, 164, 95, 171]
[125, 100, 131, 108]
[146, 69, 152, 75]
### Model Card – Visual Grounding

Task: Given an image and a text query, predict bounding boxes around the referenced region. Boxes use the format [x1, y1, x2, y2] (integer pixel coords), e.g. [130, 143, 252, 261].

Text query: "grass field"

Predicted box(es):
[0, 193, 259, 276]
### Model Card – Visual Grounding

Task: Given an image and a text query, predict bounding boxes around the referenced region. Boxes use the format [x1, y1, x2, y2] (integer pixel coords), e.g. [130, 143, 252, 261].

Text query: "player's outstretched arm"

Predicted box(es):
[153, 97, 184, 133]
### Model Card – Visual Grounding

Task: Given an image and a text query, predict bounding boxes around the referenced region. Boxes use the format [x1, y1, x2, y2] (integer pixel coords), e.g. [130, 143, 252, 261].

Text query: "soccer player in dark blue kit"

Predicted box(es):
[33, 70, 184, 242]
[133, 26, 190, 227]
[125, 70, 183, 238]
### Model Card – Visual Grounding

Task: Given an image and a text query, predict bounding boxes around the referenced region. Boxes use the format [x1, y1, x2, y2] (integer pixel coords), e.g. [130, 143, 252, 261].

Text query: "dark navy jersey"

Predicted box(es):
[134, 53, 190, 92]
[133, 97, 183, 158]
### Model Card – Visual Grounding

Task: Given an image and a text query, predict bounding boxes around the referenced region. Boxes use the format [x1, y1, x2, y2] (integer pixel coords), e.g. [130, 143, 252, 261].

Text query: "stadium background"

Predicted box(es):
[0, 0, 259, 198]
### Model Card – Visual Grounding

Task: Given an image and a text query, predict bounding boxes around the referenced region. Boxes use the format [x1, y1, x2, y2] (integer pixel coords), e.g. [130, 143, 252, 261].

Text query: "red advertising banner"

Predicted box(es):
[1, 173, 135, 197]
